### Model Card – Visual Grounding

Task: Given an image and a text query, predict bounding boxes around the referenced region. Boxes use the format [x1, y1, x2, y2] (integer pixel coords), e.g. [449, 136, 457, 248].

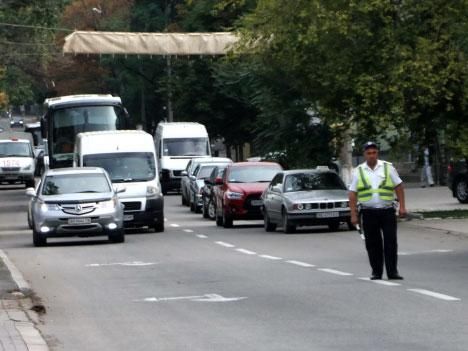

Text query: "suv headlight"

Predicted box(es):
[226, 191, 243, 200]
[147, 185, 160, 197]
[40, 202, 59, 212]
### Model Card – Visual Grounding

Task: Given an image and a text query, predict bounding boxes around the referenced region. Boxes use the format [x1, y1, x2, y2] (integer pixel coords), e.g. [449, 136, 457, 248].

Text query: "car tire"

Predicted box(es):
[207, 200, 216, 220]
[109, 229, 125, 243]
[264, 210, 277, 232]
[455, 179, 468, 203]
[182, 194, 188, 206]
[202, 199, 209, 219]
[223, 211, 233, 228]
[282, 210, 295, 234]
[190, 195, 196, 212]
[33, 230, 47, 247]
[25, 179, 35, 188]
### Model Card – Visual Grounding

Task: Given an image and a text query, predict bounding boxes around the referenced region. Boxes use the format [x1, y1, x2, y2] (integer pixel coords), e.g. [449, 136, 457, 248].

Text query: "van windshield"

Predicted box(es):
[0, 142, 32, 157]
[162, 138, 210, 157]
[83, 152, 156, 183]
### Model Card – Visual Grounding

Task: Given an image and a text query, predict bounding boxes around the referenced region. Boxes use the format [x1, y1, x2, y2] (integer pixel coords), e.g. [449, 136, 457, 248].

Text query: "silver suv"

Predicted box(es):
[27, 167, 125, 246]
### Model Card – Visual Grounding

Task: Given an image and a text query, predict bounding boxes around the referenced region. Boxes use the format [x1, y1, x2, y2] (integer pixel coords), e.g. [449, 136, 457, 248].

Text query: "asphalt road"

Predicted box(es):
[1, 186, 468, 351]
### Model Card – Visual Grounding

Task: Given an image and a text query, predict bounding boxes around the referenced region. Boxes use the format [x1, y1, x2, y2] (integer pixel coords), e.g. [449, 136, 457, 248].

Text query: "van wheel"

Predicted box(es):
[109, 229, 125, 243]
[33, 230, 47, 247]
[153, 214, 165, 232]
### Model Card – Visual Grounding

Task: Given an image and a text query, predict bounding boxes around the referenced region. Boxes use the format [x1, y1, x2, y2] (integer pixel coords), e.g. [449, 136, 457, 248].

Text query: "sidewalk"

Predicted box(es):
[0, 252, 48, 351]
[405, 185, 468, 212]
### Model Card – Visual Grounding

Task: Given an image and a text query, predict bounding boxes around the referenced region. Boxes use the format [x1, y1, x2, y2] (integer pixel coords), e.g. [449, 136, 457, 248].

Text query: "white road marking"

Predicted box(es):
[286, 260, 315, 268]
[86, 261, 157, 267]
[399, 249, 453, 256]
[407, 289, 460, 301]
[137, 294, 247, 303]
[236, 248, 257, 255]
[215, 241, 235, 248]
[359, 277, 401, 286]
[183, 229, 194, 233]
[318, 268, 353, 276]
[196, 234, 208, 239]
[259, 254, 283, 260]
[169, 224, 180, 228]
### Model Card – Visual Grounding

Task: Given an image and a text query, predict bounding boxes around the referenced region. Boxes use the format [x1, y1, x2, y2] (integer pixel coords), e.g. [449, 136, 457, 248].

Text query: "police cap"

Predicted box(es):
[363, 141, 378, 151]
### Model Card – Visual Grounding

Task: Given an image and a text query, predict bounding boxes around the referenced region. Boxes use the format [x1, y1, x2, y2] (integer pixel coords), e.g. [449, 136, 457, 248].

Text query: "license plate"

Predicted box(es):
[0, 160, 20, 167]
[124, 214, 134, 221]
[316, 212, 339, 218]
[251, 200, 263, 206]
[68, 218, 91, 225]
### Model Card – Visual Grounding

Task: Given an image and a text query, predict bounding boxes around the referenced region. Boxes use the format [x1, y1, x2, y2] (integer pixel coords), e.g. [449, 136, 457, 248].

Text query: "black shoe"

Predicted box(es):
[370, 274, 382, 280]
[388, 274, 404, 280]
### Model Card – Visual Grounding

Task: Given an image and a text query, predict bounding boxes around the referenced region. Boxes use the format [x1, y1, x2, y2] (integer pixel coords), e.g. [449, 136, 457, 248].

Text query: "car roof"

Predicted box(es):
[44, 167, 107, 176]
[44, 94, 122, 109]
[282, 169, 335, 175]
[230, 161, 281, 168]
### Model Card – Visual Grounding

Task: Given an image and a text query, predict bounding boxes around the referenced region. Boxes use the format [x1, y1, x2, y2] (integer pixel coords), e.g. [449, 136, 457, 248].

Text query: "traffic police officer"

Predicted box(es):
[349, 142, 407, 280]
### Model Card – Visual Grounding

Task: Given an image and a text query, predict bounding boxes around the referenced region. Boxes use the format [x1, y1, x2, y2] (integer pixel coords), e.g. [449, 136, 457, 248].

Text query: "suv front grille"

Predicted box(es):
[1, 167, 20, 172]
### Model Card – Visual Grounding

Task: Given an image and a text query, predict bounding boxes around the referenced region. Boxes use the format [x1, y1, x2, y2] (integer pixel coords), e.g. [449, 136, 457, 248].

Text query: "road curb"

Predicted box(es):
[0, 250, 31, 293]
[0, 250, 49, 351]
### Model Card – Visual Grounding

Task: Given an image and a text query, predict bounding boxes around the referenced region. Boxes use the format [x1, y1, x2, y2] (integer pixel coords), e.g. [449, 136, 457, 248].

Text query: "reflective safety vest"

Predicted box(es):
[357, 162, 395, 202]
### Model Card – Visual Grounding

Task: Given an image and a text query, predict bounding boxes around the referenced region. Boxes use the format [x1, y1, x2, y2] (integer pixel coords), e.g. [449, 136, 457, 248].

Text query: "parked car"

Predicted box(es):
[448, 158, 468, 203]
[181, 157, 231, 206]
[188, 162, 229, 213]
[26, 167, 125, 246]
[215, 162, 283, 228]
[0, 137, 35, 187]
[10, 116, 24, 128]
[201, 165, 228, 220]
[262, 169, 351, 233]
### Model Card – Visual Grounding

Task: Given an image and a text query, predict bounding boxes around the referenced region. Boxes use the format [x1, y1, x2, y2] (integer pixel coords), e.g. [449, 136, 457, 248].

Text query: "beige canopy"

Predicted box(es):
[63, 31, 239, 56]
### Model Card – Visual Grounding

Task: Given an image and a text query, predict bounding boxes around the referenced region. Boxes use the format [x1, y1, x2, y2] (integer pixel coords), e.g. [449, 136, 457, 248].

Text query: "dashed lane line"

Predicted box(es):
[258, 254, 283, 261]
[407, 289, 460, 301]
[318, 268, 353, 276]
[169, 224, 180, 228]
[236, 248, 257, 255]
[286, 260, 315, 268]
[359, 277, 401, 286]
[196, 234, 208, 239]
[215, 241, 235, 248]
[399, 249, 454, 256]
[183, 229, 194, 233]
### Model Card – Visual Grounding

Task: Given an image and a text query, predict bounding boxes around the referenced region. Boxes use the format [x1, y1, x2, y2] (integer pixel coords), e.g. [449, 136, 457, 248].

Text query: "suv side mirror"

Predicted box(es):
[25, 188, 36, 197]
[272, 185, 282, 193]
[215, 177, 223, 185]
[113, 185, 126, 194]
[181, 170, 188, 177]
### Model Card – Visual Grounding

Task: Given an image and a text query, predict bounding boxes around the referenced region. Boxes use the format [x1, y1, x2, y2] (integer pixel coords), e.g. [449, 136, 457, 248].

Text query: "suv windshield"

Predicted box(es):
[0, 142, 32, 157]
[162, 138, 209, 157]
[42, 173, 110, 195]
[284, 172, 346, 192]
[83, 152, 156, 183]
[228, 165, 280, 183]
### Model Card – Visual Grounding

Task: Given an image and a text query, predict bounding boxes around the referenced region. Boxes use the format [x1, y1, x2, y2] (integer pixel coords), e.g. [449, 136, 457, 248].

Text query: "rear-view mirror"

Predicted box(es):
[25, 188, 36, 197]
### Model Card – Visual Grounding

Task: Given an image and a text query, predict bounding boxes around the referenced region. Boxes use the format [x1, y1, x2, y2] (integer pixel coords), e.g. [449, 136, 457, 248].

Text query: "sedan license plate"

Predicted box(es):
[124, 214, 134, 221]
[251, 200, 263, 206]
[68, 218, 91, 225]
[316, 212, 339, 218]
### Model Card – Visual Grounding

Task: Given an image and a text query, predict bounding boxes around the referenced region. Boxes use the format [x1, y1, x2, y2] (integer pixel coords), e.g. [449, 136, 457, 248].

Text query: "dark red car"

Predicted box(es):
[215, 162, 283, 228]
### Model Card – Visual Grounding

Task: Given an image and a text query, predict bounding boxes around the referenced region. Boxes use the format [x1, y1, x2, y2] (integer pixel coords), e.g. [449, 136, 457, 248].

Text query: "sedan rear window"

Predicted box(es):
[229, 165, 281, 183]
[284, 172, 346, 192]
[42, 173, 111, 195]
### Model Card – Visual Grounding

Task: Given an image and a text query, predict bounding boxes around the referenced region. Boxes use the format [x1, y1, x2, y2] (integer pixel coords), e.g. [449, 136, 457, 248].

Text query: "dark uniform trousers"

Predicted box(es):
[361, 208, 398, 276]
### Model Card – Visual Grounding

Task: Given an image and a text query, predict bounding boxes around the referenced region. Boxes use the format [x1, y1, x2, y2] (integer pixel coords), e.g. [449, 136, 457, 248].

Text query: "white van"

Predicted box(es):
[154, 122, 211, 194]
[0, 136, 35, 187]
[74, 130, 164, 232]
